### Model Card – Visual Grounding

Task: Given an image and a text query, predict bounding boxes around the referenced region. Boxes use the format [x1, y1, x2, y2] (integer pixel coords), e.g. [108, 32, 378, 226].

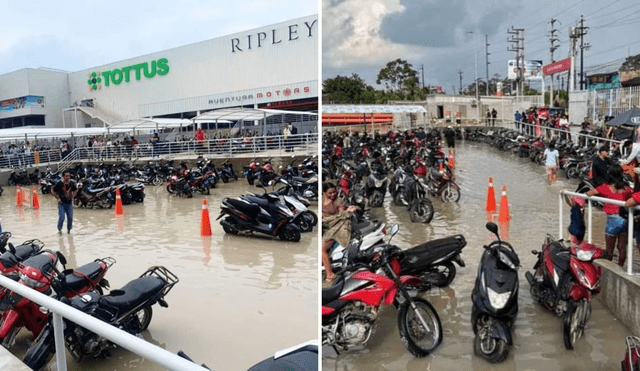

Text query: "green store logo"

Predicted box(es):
[87, 72, 102, 91]
[87, 58, 169, 89]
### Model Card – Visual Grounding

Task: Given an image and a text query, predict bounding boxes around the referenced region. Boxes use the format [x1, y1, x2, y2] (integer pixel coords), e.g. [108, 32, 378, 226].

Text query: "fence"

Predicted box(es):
[584, 85, 640, 121]
[559, 190, 640, 276]
[42, 133, 317, 173]
[0, 274, 207, 371]
[0, 149, 62, 169]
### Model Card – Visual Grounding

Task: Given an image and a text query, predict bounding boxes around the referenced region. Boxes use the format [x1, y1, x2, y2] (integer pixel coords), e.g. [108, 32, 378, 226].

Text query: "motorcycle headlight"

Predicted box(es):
[374, 179, 385, 188]
[498, 250, 516, 270]
[354, 194, 364, 204]
[487, 286, 511, 309]
[19, 272, 46, 289]
[576, 249, 595, 262]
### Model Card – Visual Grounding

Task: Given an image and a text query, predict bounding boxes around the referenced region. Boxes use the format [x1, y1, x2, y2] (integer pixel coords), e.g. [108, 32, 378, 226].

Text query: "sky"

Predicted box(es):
[322, 0, 640, 94]
[0, 0, 318, 74]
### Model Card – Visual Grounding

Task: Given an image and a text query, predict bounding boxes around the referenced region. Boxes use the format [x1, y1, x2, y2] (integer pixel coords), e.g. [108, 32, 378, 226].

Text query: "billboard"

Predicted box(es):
[507, 60, 543, 80]
[543, 58, 571, 76]
[0, 95, 45, 111]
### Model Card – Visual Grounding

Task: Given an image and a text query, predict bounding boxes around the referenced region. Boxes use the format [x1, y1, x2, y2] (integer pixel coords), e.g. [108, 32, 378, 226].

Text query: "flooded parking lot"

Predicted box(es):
[1, 182, 317, 370]
[323, 140, 632, 370]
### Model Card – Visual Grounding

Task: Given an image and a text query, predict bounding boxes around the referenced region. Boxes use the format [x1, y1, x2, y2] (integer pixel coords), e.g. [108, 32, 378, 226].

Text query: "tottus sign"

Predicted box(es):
[87, 58, 169, 90]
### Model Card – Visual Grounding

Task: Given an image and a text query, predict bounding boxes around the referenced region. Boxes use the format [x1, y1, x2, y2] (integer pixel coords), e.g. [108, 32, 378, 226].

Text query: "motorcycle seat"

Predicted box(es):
[60, 261, 105, 292]
[550, 242, 571, 272]
[402, 235, 466, 269]
[100, 276, 165, 312]
[224, 198, 261, 216]
[322, 275, 346, 305]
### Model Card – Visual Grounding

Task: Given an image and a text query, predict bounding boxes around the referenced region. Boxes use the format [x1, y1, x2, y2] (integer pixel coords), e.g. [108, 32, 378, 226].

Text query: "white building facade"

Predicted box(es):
[0, 15, 318, 129]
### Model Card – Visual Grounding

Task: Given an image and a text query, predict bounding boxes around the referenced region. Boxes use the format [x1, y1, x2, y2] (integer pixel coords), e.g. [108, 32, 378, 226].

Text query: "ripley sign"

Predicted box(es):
[231, 19, 317, 53]
[87, 58, 169, 90]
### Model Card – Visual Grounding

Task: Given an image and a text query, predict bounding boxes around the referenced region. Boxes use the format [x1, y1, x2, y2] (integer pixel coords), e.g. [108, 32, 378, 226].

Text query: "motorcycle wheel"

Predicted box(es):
[233, 174, 238, 181]
[247, 175, 255, 185]
[473, 315, 509, 363]
[296, 217, 313, 233]
[202, 185, 210, 195]
[369, 190, 384, 208]
[222, 217, 239, 235]
[152, 175, 164, 186]
[7, 179, 15, 186]
[564, 299, 587, 350]
[133, 307, 153, 332]
[409, 199, 434, 224]
[566, 166, 579, 179]
[302, 210, 318, 226]
[166, 185, 175, 194]
[397, 297, 442, 357]
[101, 195, 113, 209]
[222, 175, 229, 183]
[441, 183, 461, 202]
[428, 262, 456, 287]
[22, 323, 55, 371]
[279, 225, 301, 242]
[393, 192, 405, 207]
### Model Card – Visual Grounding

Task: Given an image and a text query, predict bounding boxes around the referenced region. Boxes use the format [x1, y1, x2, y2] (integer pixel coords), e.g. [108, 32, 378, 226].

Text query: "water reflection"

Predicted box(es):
[323, 141, 631, 370]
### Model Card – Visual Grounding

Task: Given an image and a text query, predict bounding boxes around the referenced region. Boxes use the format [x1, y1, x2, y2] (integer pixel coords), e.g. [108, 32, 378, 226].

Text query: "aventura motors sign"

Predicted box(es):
[207, 86, 311, 106]
[231, 19, 317, 53]
[87, 58, 169, 90]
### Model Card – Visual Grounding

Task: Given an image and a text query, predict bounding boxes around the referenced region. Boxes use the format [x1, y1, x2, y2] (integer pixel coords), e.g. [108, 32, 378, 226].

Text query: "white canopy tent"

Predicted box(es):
[192, 107, 318, 134]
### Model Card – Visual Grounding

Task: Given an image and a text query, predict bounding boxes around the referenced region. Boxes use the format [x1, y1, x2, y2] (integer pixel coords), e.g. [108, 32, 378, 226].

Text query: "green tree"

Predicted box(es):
[322, 73, 370, 103]
[376, 59, 419, 95]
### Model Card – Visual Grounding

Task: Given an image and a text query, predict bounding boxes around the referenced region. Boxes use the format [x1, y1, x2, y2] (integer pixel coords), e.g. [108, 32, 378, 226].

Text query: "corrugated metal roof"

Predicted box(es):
[323, 104, 427, 114]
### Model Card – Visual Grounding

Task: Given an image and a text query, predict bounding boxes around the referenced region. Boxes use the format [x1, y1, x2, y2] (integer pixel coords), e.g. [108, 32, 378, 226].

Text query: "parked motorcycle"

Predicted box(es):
[218, 190, 301, 242]
[364, 153, 388, 207]
[75, 181, 113, 209]
[322, 224, 443, 357]
[219, 158, 238, 183]
[622, 336, 640, 371]
[23, 266, 177, 370]
[425, 163, 461, 202]
[525, 236, 604, 350]
[471, 222, 520, 363]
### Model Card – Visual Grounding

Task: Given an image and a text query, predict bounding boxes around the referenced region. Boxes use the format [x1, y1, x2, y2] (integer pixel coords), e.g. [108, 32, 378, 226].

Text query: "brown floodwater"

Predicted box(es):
[0, 182, 317, 370]
[322, 140, 632, 370]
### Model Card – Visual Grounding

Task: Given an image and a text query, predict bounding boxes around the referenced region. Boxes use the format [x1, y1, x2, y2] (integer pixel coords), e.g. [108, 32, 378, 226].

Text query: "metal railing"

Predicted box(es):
[0, 274, 207, 371]
[2, 133, 318, 170]
[559, 190, 639, 276]
[0, 149, 63, 169]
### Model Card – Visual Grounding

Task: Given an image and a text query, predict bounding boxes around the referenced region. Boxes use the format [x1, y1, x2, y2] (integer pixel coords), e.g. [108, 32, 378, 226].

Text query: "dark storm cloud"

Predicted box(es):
[379, 0, 522, 48]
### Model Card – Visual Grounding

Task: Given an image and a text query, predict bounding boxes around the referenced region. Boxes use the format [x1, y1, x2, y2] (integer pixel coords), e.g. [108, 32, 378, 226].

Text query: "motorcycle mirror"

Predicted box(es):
[486, 222, 500, 238]
[56, 251, 67, 267]
[390, 224, 399, 236]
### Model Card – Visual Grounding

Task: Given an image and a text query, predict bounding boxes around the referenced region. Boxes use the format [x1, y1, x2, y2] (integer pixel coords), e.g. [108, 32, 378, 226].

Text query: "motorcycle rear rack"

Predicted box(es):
[627, 336, 640, 362]
[95, 256, 116, 269]
[139, 266, 179, 298]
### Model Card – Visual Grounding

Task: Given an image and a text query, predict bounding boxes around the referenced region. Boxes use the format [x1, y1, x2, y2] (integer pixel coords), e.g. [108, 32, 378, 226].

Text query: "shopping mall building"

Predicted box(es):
[0, 15, 318, 129]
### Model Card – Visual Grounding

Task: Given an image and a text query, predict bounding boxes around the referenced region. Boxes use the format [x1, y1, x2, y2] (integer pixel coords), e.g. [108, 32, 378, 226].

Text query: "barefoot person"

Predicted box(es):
[322, 182, 357, 282]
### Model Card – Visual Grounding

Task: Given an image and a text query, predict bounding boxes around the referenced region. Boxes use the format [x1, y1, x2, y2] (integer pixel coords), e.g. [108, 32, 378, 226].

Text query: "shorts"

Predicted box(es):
[545, 166, 557, 175]
[605, 214, 628, 236]
[447, 141, 455, 148]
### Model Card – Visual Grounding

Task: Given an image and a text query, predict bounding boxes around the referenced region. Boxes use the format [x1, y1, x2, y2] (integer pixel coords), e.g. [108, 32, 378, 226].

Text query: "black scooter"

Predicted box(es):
[217, 189, 301, 242]
[471, 222, 520, 363]
[365, 154, 387, 208]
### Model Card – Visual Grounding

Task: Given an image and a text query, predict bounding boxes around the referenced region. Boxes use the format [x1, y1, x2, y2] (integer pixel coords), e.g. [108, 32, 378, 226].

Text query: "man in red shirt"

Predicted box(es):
[195, 128, 206, 144]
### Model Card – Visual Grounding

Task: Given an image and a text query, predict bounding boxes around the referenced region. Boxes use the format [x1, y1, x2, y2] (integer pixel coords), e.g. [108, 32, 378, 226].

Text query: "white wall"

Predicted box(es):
[67, 15, 318, 120]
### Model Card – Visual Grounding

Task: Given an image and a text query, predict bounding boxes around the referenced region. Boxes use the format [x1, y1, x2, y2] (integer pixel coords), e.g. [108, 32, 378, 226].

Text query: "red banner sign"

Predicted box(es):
[543, 58, 571, 76]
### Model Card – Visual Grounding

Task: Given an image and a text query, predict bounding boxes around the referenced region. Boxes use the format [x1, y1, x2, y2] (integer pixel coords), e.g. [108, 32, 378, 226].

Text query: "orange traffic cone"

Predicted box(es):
[498, 185, 511, 222]
[32, 187, 40, 209]
[588, 163, 593, 179]
[448, 152, 455, 168]
[114, 188, 124, 215]
[486, 177, 496, 214]
[201, 199, 212, 236]
[16, 186, 22, 206]
[438, 162, 444, 172]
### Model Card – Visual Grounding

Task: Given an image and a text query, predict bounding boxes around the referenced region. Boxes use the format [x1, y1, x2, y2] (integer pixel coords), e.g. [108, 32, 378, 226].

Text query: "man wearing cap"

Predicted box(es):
[592, 146, 612, 187]
[444, 126, 456, 153]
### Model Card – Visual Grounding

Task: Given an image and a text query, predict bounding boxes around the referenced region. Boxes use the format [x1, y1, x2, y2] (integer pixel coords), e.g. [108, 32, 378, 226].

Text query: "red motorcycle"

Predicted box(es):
[0, 250, 114, 349]
[425, 163, 461, 202]
[622, 336, 640, 371]
[338, 169, 354, 200]
[525, 236, 604, 350]
[322, 225, 443, 357]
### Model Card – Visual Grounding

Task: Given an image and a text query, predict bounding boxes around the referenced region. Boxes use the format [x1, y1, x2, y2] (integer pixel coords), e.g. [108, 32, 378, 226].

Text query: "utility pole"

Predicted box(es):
[458, 70, 463, 94]
[507, 27, 524, 97]
[575, 15, 590, 90]
[568, 26, 579, 91]
[419, 64, 425, 89]
[485, 34, 490, 96]
[548, 19, 560, 106]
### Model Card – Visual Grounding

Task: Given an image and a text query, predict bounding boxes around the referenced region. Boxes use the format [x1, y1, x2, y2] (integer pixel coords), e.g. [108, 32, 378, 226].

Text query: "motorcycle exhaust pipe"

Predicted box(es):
[220, 219, 240, 233]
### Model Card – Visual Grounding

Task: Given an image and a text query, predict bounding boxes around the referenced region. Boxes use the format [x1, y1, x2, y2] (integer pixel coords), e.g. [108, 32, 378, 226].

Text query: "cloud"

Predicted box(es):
[323, 0, 425, 70]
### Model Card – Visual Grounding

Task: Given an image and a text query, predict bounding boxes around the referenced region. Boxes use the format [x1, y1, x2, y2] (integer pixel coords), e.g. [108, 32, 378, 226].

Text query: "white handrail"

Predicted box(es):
[0, 274, 207, 371]
[559, 190, 640, 276]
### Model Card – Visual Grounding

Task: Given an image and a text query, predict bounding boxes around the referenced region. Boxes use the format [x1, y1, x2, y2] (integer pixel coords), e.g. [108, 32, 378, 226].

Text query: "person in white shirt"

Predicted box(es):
[543, 142, 560, 185]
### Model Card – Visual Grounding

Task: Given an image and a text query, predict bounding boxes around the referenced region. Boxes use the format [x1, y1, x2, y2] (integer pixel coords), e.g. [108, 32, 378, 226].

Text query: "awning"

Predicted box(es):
[192, 107, 317, 122]
[107, 118, 196, 130]
[322, 104, 427, 114]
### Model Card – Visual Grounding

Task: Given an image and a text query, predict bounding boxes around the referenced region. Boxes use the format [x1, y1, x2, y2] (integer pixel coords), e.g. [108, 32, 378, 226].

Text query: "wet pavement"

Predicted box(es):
[0, 181, 317, 370]
[322, 139, 633, 370]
